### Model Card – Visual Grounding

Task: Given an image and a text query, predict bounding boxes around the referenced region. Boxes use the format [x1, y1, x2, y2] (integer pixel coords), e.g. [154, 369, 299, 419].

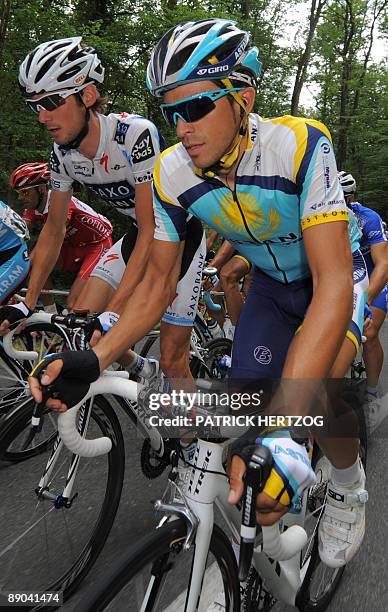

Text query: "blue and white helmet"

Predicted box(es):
[147, 19, 261, 97]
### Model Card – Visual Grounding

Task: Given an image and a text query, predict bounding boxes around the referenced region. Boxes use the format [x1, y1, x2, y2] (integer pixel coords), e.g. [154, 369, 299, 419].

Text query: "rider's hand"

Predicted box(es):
[0, 302, 32, 335]
[90, 311, 119, 347]
[28, 350, 101, 412]
[29, 358, 67, 411]
[228, 433, 316, 526]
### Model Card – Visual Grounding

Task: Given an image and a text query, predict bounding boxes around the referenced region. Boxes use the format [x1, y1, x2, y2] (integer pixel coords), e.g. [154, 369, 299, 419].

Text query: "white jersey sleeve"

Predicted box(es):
[292, 119, 348, 231]
[49, 145, 74, 192]
[119, 115, 163, 185]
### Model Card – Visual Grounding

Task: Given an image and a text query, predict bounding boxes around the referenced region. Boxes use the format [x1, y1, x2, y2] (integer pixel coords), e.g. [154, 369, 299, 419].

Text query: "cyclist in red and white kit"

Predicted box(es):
[10, 162, 113, 309]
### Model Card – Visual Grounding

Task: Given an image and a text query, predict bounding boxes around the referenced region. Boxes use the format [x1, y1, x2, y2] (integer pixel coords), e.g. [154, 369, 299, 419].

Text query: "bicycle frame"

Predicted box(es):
[3, 326, 311, 609]
[159, 437, 310, 609]
[51, 377, 310, 610]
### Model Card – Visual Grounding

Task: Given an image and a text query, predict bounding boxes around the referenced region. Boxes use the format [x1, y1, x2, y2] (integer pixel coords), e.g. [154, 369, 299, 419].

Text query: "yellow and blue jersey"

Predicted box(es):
[153, 114, 359, 284]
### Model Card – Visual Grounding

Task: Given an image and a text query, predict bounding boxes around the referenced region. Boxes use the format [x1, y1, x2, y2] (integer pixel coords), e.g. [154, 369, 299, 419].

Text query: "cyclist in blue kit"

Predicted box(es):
[29, 20, 369, 569]
[0, 199, 30, 306]
[339, 171, 388, 432]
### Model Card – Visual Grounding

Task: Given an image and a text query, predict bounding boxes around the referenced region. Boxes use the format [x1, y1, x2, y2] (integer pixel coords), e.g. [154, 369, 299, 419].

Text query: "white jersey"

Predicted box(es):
[49, 112, 164, 219]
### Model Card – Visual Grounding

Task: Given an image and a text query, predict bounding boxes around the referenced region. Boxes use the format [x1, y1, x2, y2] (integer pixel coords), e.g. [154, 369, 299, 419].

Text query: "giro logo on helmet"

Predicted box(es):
[197, 65, 229, 75]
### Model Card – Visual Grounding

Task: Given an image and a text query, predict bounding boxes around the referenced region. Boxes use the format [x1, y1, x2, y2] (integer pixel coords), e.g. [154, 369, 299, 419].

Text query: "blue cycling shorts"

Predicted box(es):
[230, 250, 368, 379]
[0, 244, 30, 305]
[371, 284, 388, 313]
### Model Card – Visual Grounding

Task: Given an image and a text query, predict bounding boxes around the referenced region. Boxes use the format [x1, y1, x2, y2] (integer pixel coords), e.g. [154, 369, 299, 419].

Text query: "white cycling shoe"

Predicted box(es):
[364, 392, 388, 434]
[318, 463, 368, 568]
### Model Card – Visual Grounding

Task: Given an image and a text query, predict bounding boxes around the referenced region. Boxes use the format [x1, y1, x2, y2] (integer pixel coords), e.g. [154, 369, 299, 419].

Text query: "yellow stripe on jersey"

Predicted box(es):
[269, 116, 332, 183]
[153, 145, 180, 206]
[301, 210, 349, 231]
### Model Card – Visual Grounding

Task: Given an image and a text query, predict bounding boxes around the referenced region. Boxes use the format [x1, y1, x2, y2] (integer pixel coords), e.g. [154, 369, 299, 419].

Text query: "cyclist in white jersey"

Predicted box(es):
[0, 37, 206, 381]
[29, 20, 368, 568]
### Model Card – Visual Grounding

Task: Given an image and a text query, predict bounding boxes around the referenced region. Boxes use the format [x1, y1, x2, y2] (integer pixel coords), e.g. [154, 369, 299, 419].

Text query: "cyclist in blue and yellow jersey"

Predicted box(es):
[0, 36, 207, 384]
[29, 20, 369, 569]
[0, 199, 30, 306]
[339, 171, 388, 432]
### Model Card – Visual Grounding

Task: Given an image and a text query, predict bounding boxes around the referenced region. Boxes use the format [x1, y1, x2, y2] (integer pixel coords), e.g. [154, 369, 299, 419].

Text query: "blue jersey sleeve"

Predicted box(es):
[362, 208, 386, 246]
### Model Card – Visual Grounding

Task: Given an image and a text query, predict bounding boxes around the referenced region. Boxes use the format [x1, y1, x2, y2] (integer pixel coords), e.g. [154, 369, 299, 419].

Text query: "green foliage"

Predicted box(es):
[0, 0, 386, 222]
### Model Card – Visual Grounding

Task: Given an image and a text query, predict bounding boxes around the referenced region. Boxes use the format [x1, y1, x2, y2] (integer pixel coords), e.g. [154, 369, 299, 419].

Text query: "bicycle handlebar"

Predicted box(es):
[261, 523, 307, 560]
[3, 311, 99, 362]
[3, 312, 53, 361]
[57, 376, 137, 457]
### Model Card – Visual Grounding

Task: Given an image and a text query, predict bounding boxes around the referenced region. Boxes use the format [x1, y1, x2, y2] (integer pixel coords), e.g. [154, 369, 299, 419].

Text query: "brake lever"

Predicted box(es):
[239, 445, 273, 581]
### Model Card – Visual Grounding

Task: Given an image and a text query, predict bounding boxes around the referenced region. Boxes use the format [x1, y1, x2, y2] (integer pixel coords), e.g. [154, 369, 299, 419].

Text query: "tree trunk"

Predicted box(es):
[336, 0, 356, 169]
[290, 0, 327, 115]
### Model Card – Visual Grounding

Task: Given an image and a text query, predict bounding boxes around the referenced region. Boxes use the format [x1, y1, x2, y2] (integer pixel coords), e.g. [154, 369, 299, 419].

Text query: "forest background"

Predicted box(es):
[0, 0, 387, 243]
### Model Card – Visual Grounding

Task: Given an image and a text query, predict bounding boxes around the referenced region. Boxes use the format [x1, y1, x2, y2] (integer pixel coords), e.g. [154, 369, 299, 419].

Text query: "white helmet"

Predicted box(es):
[19, 36, 104, 96]
[338, 170, 357, 194]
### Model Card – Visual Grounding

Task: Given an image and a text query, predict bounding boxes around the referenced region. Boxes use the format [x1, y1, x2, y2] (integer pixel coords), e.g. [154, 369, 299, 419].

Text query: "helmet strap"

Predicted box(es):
[59, 94, 90, 152]
[198, 87, 249, 179]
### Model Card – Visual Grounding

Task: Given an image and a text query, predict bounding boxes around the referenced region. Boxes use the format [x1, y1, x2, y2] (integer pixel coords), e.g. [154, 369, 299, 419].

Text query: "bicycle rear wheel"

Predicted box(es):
[77, 519, 241, 612]
[0, 394, 125, 607]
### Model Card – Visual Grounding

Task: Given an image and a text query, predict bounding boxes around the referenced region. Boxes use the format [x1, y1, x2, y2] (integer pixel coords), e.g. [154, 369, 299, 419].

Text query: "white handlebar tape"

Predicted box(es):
[262, 524, 308, 561]
[58, 406, 112, 457]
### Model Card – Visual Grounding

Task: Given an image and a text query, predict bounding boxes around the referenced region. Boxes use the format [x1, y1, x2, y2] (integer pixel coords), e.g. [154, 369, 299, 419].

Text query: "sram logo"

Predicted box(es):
[197, 65, 229, 75]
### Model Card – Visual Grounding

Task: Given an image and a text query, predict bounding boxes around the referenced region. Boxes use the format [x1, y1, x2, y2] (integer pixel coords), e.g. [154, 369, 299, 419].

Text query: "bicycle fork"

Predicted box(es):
[35, 399, 94, 507]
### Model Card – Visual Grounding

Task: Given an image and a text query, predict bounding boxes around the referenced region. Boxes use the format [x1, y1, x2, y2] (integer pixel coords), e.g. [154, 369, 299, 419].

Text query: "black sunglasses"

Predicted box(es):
[160, 88, 243, 128]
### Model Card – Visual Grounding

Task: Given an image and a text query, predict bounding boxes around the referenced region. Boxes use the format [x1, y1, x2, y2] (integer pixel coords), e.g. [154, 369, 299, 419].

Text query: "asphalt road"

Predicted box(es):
[1, 327, 388, 611]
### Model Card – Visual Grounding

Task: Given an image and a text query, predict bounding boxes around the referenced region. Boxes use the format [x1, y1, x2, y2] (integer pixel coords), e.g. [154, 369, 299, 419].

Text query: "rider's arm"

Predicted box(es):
[104, 181, 155, 315]
[206, 230, 218, 252]
[24, 190, 72, 309]
[93, 239, 184, 369]
[367, 241, 388, 303]
[208, 239, 235, 271]
[283, 220, 353, 380]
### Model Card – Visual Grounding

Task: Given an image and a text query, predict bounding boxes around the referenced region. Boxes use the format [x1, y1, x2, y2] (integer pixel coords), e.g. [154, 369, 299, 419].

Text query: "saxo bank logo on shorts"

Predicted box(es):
[253, 346, 272, 365]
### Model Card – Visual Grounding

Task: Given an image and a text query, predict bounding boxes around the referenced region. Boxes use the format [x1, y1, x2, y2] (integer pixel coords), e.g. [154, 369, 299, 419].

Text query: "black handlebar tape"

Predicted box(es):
[238, 445, 273, 582]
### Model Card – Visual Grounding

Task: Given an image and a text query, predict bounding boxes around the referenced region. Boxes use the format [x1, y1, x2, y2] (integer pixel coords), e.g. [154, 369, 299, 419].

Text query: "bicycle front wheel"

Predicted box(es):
[0, 322, 72, 417]
[77, 519, 241, 612]
[0, 394, 125, 606]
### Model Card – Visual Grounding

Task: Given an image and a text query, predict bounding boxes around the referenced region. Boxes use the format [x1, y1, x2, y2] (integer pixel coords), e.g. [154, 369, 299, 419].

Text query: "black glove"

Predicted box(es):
[85, 311, 119, 342]
[0, 302, 32, 328]
[30, 350, 101, 409]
